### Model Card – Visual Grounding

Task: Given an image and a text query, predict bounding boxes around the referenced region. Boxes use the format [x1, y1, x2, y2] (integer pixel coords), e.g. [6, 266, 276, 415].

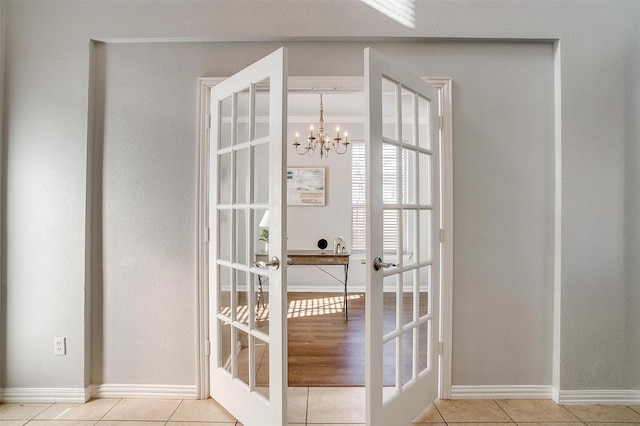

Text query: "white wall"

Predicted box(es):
[1, 0, 639, 398]
[286, 92, 365, 292]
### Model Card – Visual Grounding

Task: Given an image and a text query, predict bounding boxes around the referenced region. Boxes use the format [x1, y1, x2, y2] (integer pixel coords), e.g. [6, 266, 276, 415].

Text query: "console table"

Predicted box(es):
[255, 250, 351, 320]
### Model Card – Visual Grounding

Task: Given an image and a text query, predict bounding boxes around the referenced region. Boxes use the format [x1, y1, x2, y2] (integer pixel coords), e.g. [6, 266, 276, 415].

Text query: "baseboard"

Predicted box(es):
[0, 387, 90, 403]
[89, 384, 198, 400]
[554, 389, 640, 405]
[450, 385, 554, 399]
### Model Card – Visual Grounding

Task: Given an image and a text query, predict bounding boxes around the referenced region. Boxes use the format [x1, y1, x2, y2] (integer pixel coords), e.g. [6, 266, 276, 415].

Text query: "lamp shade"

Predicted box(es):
[259, 210, 270, 228]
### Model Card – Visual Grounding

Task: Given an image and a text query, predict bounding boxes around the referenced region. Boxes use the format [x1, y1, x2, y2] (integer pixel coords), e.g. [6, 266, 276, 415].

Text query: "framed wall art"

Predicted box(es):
[287, 167, 326, 206]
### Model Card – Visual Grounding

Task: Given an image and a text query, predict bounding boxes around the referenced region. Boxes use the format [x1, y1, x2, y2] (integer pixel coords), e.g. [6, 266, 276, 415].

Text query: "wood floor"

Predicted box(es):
[232, 291, 425, 388]
[288, 292, 367, 387]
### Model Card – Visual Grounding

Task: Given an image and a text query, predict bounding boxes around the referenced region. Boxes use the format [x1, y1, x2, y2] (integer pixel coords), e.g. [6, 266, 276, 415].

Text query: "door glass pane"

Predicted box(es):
[235, 148, 250, 205]
[418, 321, 429, 374]
[382, 144, 398, 204]
[402, 330, 414, 387]
[236, 329, 250, 387]
[402, 148, 416, 205]
[383, 209, 399, 258]
[255, 338, 270, 400]
[419, 209, 432, 262]
[219, 319, 232, 374]
[255, 272, 270, 336]
[253, 142, 269, 205]
[220, 96, 232, 150]
[418, 153, 432, 205]
[218, 265, 232, 319]
[254, 275, 269, 332]
[418, 95, 431, 150]
[383, 338, 398, 398]
[236, 269, 250, 325]
[403, 210, 417, 267]
[382, 78, 398, 140]
[255, 208, 269, 253]
[236, 87, 251, 145]
[255, 78, 270, 139]
[418, 265, 431, 318]
[235, 209, 248, 266]
[219, 152, 232, 205]
[402, 270, 414, 326]
[383, 274, 398, 336]
[401, 87, 415, 146]
[218, 209, 232, 262]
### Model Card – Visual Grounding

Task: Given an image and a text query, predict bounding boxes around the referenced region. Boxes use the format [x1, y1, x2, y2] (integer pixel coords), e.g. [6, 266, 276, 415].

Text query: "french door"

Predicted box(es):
[209, 48, 288, 426]
[207, 47, 440, 426]
[364, 48, 440, 426]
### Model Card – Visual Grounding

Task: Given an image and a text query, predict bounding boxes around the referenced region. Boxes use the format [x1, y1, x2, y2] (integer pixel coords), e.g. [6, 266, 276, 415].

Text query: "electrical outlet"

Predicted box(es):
[54, 337, 66, 356]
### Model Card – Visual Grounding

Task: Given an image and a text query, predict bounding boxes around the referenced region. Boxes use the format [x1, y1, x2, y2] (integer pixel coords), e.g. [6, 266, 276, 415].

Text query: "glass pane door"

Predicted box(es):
[209, 47, 288, 426]
[365, 47, 440, 426]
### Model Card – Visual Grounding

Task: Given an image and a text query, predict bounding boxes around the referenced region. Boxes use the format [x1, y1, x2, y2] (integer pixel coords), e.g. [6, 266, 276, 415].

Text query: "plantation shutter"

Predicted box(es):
[351, 140, 405, 253]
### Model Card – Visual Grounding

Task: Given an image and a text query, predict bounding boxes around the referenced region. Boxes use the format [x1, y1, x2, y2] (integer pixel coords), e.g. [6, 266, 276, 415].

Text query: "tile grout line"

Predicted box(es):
[493, 399, 517, 424]
[305, 386, 310, 426]
[166, 398, 185, 424]
[97, 397, 123, 423]
[431, 399, 446, 425]
[561, 404, 589, 425]
[27, 402, 53, 422]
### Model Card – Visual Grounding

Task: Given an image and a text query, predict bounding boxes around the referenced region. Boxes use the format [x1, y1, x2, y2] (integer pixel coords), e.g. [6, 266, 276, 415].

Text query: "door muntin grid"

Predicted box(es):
[215, 78, 272, 400]
[381, 76, 435, 402]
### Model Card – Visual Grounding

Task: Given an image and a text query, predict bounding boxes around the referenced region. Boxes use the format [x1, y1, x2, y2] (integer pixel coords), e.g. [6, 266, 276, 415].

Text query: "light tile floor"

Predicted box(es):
[2, 388, 640, 425]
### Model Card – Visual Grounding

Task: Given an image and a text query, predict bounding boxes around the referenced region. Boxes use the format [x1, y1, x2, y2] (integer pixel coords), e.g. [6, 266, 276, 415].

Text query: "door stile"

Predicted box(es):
[364, 47, 385, 423]
[267, 47, 288, 425]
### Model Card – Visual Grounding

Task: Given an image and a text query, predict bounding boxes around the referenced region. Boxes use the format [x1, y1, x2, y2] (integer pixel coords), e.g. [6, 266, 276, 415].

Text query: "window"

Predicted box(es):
[351, 140, 408, 253]
[351, 140, 366, 252]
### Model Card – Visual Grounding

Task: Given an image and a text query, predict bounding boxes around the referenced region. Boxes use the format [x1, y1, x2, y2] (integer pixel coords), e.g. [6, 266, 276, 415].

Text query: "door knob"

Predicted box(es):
[373, 257, 397, 271]
[254, 256, 280, 270]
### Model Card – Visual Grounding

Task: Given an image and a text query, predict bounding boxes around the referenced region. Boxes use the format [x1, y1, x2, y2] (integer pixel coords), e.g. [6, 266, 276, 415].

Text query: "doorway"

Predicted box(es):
[197, 74, 452, 393]
[199, 59, 452, 422]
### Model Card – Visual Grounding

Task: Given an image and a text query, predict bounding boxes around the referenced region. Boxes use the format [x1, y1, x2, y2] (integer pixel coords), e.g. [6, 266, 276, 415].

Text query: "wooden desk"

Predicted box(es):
[256, 250, 351, 320]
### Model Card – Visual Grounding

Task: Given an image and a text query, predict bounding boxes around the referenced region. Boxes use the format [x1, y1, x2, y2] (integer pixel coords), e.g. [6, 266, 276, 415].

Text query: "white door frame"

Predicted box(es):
[195, 75, 453, 401]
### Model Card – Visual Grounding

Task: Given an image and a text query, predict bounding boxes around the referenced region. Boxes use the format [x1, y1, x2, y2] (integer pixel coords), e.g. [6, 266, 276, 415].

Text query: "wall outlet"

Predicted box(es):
[54, 337, 66, 356]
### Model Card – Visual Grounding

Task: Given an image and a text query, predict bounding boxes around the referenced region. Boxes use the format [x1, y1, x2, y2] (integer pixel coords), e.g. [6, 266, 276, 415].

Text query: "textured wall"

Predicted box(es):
[1, 0, 638, 393]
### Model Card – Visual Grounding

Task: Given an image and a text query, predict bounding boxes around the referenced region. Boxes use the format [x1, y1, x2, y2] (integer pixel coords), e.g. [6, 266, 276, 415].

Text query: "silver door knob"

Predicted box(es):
[373, 257, 397, 271]
[254, 256, 280, 270]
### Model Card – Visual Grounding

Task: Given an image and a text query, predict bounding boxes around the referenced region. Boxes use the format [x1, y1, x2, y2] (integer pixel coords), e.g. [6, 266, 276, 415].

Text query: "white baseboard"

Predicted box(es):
[450, 385, 554, 400]
[0, 387, 90, 403]
[449, 386, 640, 405]
[89, 384, 198, 400]
[554, 389, 640, 405]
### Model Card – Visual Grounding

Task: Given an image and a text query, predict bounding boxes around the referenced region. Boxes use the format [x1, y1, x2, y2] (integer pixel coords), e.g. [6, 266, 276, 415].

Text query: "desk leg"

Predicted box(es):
[344, 264, 349, 321]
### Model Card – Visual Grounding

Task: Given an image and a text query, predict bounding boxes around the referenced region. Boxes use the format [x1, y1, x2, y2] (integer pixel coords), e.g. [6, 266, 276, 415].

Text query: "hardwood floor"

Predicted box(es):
[288, 292, 366, 387]
[233, 291, 426, 388]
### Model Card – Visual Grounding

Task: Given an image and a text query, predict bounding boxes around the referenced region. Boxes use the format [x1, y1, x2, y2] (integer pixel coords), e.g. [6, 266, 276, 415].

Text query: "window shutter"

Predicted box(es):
[351, 141, 405, 253]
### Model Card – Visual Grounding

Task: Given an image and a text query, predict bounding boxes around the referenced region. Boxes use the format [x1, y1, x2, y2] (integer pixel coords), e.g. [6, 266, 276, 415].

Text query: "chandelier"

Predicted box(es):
[292, 94, 350, 158]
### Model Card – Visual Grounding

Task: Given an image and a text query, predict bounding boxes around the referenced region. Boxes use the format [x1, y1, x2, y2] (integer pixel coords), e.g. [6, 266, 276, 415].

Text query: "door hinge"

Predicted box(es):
[205, 227, 210, 243]
[205, 340, 211, 356]
[438, 115, 444, 131]
[438, 341, 444, 355]
[439, 228, 445, 243]
[206, 114, 212, 129]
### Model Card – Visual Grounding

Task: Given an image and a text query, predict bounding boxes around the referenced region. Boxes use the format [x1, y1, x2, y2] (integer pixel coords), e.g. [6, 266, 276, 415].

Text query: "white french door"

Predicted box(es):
[364, 48, 441, 426]
[209, 48, 288, 426]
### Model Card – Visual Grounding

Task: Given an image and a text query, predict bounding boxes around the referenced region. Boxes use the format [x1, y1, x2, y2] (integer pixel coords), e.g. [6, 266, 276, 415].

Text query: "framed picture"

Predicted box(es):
[287, 167, 326, 206]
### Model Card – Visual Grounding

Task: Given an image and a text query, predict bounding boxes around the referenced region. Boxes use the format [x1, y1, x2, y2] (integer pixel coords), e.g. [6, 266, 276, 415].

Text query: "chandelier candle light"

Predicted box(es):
[293, 94, 350, 159]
